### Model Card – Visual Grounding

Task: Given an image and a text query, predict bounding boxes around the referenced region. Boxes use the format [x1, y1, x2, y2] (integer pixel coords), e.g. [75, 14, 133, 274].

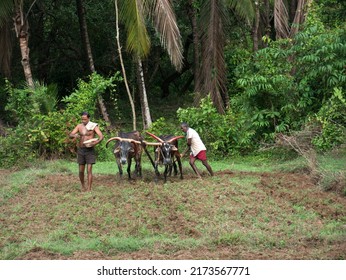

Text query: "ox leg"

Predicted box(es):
[172, 161, 177, 176]
[154, 162, 160, 179]
[127, 157, 132, 179]
[135, 156, 142, 177]
[176, 156, 183, 179]
[164, 165, 169, 183]
[115, 156, 123, 177]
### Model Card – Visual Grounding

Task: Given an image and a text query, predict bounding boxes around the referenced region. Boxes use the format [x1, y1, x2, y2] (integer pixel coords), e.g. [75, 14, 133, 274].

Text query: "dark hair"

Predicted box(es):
[181, 122, 188, 128]
[81, 111, 90, 118]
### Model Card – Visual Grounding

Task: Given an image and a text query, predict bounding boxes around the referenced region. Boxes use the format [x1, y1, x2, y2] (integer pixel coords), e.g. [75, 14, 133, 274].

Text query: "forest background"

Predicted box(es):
[0, 0, 346, 261]
[0, 0, 345, 168]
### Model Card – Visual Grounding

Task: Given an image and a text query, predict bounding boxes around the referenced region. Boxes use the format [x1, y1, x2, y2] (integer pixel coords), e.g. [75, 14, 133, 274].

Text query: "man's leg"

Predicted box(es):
[189, 156, 202, 178]
[87, 164, 93, 191]
[202, 160, 214, 176]
[79, 164, 86, 191]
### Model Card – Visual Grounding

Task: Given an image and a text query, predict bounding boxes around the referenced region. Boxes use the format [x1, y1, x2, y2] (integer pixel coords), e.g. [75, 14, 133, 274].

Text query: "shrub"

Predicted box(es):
[1, 73, 121, 166]
[177, 96, 255, 157]
[312, 88, 346, 150]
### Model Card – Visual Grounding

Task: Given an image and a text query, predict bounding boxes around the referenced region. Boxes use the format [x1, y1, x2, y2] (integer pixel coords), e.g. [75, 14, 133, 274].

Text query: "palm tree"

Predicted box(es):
[76, 0, 110, 124]
[117, 0, 184, 129]
[193, 0, 255, 114]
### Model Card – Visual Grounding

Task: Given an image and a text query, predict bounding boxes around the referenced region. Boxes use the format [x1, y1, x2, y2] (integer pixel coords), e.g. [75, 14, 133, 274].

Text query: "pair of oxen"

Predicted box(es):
[106, 131, 185, 182]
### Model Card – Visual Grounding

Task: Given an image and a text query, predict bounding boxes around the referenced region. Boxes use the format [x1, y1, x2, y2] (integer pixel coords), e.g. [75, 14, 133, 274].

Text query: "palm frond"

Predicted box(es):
[119, 0, 151, 58]
[150, 0, 183, 71]
[198, 0, 228, 113]
[227, 0, 255, 22]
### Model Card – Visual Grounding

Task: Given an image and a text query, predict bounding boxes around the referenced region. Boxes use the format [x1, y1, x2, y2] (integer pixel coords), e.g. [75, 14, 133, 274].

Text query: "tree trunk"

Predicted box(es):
[289, 0, 308, 38]
[76, 0, 110, 124]
[14, 1, 34, 88]
[137, 58, 152, 130]
[253, 1, 260, 52]
[115, 0, 136, 131]
[187, 0, 201, 93]
[264, 0, 271, 47]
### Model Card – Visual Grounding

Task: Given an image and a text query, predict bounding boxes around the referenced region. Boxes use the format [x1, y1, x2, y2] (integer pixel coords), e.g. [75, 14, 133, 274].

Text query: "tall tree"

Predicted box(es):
[194, 0, 254, 114]
[137, 58, 152, 129]
[76, 0, 110, 124]
[115, 0, 137, 130]
[0, 0, 35, 88]
[187, 0, 201, 93]
[118, 0, 184, 129]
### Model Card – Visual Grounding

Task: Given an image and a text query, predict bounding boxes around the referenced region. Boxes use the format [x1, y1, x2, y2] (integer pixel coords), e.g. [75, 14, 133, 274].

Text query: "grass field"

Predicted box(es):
[0, 150, 345, 260]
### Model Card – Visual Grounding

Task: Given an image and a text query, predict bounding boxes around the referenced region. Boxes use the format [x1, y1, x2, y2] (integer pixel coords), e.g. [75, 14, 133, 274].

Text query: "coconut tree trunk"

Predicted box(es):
[253, 1, 260, 52]
[14, 0, 34, 88]
[137, 58, 152, 130]
[187, 0, 201, 93]
[76, 0, 110, 124]
[264, 0, 271, 47]
[115, 0, 136, 130]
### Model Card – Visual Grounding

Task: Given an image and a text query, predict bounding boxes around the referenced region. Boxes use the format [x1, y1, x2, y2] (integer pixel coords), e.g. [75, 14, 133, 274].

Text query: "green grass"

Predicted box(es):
[0, 150, 345, 260]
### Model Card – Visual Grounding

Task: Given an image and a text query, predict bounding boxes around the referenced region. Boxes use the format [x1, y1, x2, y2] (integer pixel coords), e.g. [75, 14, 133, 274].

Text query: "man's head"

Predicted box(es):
[81, 112, 90, 125]
[180, 122, 189, 133]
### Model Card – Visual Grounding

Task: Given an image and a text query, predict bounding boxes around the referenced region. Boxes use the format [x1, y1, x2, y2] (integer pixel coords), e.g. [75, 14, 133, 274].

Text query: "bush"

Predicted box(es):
[177, 96, 255, 157]
[312, 88, 346, 150]
[1, 73, 121, 167]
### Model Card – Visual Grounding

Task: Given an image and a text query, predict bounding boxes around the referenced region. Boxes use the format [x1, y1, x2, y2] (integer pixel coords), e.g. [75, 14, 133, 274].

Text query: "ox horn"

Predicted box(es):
[167, 135, 185, 143]
[106, 137, 122, 147]
[131, 140, 141, 144]
[145, 131, 164, 143]
[143, 141, 162, 146]
[116, 137, 141, 144]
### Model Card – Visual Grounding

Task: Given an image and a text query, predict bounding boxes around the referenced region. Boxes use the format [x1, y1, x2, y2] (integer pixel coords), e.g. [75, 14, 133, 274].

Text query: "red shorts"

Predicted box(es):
[190, 150, 207, 161]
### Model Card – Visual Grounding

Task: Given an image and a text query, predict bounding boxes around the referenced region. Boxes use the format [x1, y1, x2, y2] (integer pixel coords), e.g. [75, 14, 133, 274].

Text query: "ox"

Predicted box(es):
[106, 131, 143, 179]
[145, 132, 184, 183]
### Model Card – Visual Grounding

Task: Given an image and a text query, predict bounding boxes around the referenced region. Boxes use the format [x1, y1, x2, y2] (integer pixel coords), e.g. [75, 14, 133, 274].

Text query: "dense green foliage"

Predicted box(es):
[232, 7, 346, 149]
[0, 1, 345, 167]
[177, 96, 255, 156]
[0, 73, 120, 167]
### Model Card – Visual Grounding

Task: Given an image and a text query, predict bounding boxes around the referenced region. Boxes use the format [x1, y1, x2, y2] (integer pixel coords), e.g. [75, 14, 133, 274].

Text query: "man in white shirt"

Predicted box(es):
[180, 122, 213, 178]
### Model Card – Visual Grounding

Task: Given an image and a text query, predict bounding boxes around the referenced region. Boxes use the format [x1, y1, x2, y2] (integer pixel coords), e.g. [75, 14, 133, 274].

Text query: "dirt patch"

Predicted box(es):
[2, 169, 345, 260]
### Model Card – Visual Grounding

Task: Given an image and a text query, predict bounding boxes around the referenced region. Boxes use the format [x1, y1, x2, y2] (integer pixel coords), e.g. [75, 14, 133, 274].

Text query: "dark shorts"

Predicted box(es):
[77, 147, 96, 165]
[190, 150, 207, 161]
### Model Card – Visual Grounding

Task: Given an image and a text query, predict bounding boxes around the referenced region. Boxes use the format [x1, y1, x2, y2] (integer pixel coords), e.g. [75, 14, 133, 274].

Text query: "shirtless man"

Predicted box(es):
[69, 112, 104, 191]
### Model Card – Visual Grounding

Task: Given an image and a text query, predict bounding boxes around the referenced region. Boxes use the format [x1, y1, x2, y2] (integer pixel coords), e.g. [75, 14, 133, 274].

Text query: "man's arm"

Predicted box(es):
[94, 125, 104, 145]
[69, 124, 80, 139]
[180, 138, 192, 158]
